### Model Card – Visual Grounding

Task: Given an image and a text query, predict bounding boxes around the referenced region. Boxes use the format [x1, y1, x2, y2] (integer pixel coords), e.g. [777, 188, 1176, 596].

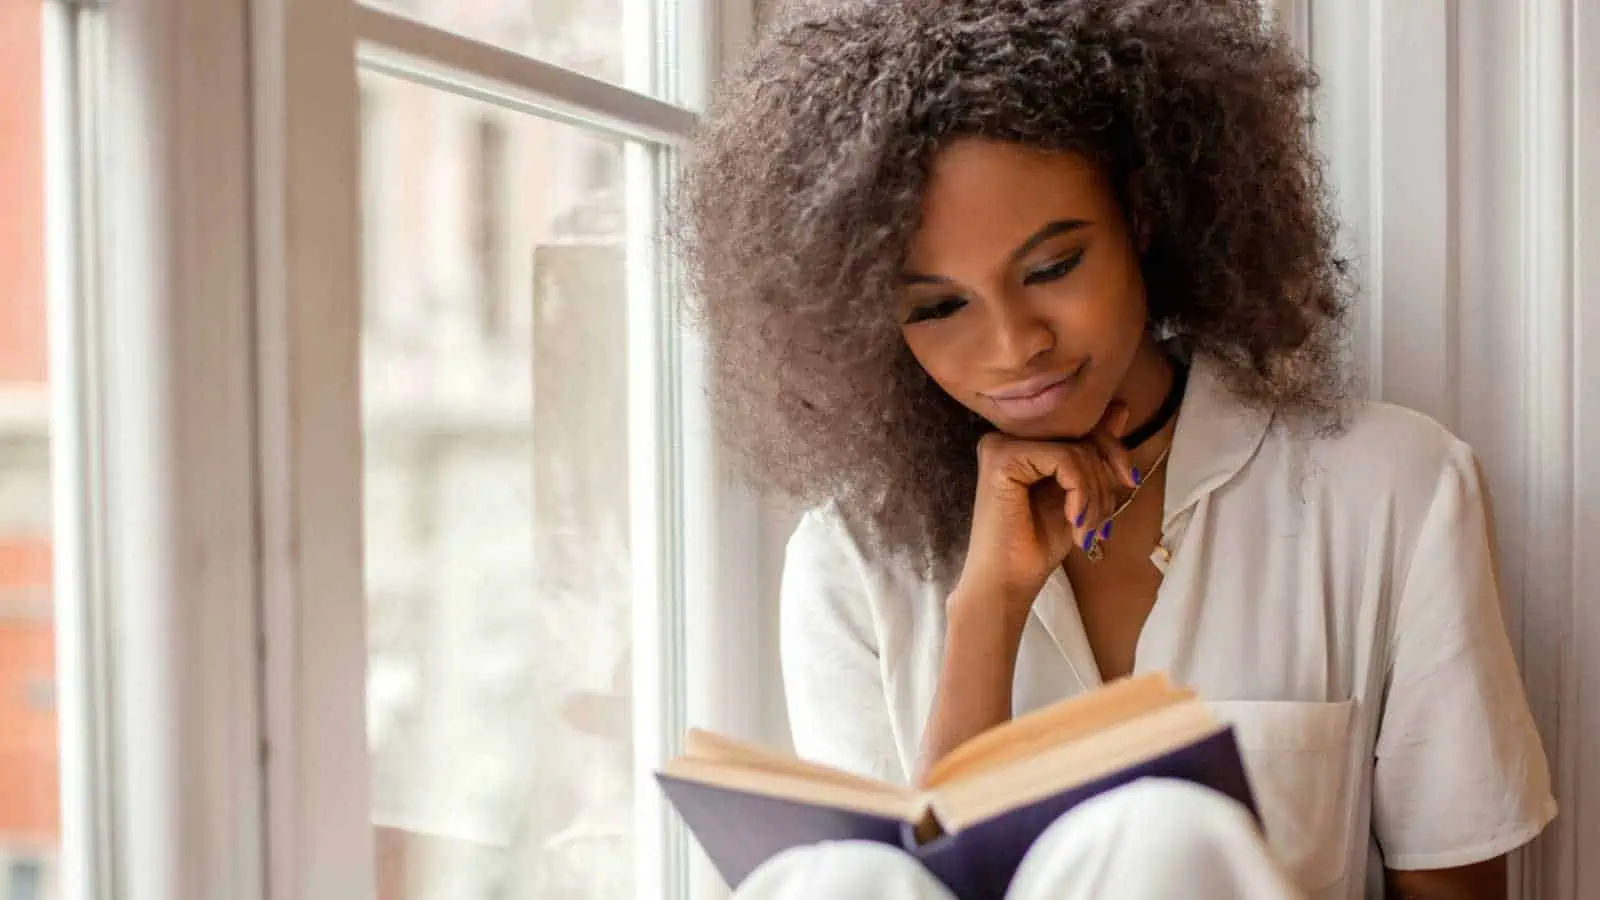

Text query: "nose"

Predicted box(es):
[988, 297, 1055, 372]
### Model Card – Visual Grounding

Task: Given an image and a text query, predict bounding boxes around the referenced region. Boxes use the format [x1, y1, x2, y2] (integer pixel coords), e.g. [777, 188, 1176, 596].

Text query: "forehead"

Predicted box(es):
[908, 137, 1118, 265]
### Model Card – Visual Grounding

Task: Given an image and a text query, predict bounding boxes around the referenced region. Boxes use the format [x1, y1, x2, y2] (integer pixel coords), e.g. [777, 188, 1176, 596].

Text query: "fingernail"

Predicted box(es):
[1132, 466, 1142, 485]
[1101, 521, 1113, 539]
[1082, 533, 1095, 552]
[1075, 509, 1086, 527]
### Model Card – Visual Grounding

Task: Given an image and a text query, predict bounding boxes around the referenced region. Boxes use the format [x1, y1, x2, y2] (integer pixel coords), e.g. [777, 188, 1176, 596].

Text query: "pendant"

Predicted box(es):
[1085, 540, 1105, 563]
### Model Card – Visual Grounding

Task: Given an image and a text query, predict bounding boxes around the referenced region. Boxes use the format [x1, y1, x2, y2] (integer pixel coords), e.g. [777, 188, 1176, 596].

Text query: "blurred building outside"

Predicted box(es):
[0, 1, 61, 899]
[361, 1, 636, 899]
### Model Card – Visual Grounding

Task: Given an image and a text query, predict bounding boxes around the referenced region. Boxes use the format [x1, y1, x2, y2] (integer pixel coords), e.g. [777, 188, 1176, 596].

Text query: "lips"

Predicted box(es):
[989, 372, 1074, 401]
[984, 362, 1087, 421]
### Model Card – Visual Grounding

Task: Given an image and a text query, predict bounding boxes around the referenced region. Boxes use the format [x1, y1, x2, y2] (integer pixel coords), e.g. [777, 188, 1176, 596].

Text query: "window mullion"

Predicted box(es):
[94, 0, 267, 896]
[43, 2, 115, 897]
[250, 1, 373, 899]
[353, 4, 698, 146]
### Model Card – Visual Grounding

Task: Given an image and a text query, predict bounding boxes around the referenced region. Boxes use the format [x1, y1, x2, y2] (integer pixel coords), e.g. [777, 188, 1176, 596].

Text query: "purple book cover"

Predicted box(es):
[658, 727, 1256, 900]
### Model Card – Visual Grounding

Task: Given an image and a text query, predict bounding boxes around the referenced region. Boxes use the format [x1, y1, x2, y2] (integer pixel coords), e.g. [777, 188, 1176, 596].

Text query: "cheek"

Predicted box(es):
[1059, 260, 1146, 350]
[901, 331, 974, 399]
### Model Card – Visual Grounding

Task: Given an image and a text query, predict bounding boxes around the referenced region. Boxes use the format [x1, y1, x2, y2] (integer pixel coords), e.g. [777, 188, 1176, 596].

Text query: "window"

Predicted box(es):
[361, 0, 636, 90]
[362, 75, 643, 898]
[252, 2, 756, 900]
[8, 862, 43, 900]
[27, 0, 753, 896]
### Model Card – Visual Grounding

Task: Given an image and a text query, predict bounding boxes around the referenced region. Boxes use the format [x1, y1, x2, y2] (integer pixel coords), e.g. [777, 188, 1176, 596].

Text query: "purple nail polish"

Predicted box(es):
[1082, 533, 1094, 552]
[1075, 509, 1086, 527]
[1102, 521, 1113, 539]
[1132, 466, 1142, 486]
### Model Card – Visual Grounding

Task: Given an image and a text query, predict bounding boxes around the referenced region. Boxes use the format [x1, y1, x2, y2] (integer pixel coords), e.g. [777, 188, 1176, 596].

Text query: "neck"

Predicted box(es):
[1113, 336, 1179, 465]
[1107, 331, 1184, 464]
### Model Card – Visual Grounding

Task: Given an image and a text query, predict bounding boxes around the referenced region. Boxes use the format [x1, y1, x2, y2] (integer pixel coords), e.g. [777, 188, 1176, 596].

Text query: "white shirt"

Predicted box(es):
[779, 355, 1556, 900]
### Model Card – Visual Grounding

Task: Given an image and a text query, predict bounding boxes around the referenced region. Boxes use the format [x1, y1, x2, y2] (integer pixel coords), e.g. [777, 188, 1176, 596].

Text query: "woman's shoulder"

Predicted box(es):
[1320, 397, 1463, 458]
[788, 499, 865, 565]
[786, 500, 950, 595]
[1268, 398, 1479, 515]
[782, 500, 949, 656]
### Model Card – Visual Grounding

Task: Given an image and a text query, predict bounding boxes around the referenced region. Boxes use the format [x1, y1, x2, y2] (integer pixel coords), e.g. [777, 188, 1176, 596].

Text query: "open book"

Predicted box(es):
[656, 673, 1256, 900]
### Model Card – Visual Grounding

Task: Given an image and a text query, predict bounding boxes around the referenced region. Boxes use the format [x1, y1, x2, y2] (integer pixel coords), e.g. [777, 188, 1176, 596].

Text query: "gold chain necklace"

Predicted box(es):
[1084, 441, 1173, 563]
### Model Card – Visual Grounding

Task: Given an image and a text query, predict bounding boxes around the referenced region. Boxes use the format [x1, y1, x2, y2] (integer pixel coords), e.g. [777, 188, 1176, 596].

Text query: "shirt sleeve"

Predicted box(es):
[1373, 440, 1557, 870]
[779, 507, 907, 784]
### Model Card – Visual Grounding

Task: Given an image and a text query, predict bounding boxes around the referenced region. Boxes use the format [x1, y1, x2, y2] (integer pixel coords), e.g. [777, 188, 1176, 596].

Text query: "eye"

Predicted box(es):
[903, 296, 967, 325]
[1023, 249, 1085, 286]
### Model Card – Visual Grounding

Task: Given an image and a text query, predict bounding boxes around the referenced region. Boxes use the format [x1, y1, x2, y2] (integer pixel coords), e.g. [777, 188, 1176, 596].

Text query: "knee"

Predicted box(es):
[734, 841, 955, 900]
[1097, 778, 1256, 830]
[1049, 777, 1261, 862]
[1011, 779, 1293, 900]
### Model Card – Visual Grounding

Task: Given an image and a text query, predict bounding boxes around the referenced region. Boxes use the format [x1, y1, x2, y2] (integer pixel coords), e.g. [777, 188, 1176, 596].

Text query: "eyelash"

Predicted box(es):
[903, 297, 966, 325]
[902, 250, 1086, 325]
[1022, 249, 1085, 286]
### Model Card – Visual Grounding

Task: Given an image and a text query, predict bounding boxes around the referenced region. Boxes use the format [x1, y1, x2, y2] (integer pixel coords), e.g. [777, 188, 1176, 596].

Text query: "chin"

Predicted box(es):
[992, 406, 1102, 441]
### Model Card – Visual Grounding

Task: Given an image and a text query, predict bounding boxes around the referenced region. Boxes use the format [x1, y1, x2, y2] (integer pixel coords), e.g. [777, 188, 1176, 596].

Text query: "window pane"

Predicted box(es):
[363, 0, 635, 91]
[361, 73, 643, 900]
[0, 1, 61, 897]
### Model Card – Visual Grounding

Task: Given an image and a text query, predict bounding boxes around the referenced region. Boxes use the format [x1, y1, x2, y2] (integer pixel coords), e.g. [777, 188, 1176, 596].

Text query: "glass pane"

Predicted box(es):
[0, 1, 61, 897]
[363, 0, 635, 92]
[361, 73, 643, 900]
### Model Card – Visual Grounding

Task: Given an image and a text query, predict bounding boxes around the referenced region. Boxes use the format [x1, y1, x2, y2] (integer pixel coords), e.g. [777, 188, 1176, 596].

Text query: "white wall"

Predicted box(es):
[1308, 1, 1597, 896]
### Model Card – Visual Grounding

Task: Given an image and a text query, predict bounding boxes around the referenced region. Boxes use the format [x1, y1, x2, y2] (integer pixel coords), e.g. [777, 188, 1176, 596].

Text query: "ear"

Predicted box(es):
[1126, 173, 1153, 253]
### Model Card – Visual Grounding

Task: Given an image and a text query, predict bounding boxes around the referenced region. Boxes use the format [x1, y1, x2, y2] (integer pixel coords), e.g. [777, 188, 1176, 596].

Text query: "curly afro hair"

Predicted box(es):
[678, 0, 1351, 574]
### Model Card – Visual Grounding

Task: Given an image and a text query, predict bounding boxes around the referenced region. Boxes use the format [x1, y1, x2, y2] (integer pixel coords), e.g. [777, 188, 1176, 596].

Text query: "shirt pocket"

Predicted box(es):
[1208, 699, 1357, 891]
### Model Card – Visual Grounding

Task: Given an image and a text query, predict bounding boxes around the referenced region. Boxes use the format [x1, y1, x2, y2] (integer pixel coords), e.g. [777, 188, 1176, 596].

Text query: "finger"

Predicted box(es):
[1094, 398, 1133, 437]
[1017, 447, 1085, 544]
[1061, 484, 1083, 535]
[1031, 482, 1074, 558]
[1056, 448, 1107, 552]
[1052, 467, 1089, 542]
[1000, 439, 1106, 547]
[1090, 403, 1139, 489]
[987, 435, 1068, 491]
[1090, 457, 1115, 548]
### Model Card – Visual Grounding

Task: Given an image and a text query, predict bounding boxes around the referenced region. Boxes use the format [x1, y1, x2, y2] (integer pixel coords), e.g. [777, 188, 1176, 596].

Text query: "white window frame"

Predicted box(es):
[48, 2, 269, 900]
[256, 3, 762, 900]
[47, 0, 761, 898]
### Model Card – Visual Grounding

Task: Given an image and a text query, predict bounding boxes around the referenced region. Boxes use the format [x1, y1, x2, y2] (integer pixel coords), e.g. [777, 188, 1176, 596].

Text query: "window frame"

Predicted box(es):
[41, 3, 115, 898]
[49, 0, 271, 899]
[46, 0, 760, 898]
[255, 2, 759, 900]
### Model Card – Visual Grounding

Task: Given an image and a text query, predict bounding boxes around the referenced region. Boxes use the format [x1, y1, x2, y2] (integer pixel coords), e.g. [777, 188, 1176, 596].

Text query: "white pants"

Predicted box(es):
[732, 778, 1305, 900]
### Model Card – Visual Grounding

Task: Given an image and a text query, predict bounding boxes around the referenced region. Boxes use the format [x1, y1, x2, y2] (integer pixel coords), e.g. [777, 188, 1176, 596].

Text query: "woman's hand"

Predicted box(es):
[954, 403, 1138, 617]
[916, 403, 1136, 784]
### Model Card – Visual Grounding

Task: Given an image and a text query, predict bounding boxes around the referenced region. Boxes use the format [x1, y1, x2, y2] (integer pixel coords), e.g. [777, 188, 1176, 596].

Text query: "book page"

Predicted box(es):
[681, 728, 907, 794]
[930, 701, 1223, 833]
[661, 757, 927, 823]
[923, 672, 1192, 789]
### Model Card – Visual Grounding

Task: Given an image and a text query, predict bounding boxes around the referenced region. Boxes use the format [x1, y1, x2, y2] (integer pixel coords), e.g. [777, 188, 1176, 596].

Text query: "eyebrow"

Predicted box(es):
[1011, 218, 1090, 263]
[900, 218, 1091, 285]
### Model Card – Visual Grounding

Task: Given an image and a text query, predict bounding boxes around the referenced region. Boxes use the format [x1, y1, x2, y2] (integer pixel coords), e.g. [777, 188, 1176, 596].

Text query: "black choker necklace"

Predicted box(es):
[1121, 364, 1188, 449]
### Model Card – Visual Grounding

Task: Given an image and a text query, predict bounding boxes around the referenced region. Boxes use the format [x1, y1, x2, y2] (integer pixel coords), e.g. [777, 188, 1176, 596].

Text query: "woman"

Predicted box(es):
[678, 1, 1555, 898]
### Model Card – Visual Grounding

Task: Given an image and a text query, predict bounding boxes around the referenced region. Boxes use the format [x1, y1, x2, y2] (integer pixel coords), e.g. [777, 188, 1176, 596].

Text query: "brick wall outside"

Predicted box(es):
[0, 0, 60, 852]
[0, 0, 48, 383]
[0, 539, 56, 842]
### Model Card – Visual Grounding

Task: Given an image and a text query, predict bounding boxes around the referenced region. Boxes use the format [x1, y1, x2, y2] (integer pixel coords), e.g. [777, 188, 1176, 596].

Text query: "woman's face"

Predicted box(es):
[899, 138, 1153, 440]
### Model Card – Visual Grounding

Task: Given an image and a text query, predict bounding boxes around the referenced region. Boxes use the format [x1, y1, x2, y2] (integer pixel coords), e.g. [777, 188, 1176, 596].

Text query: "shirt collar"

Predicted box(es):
[1161, 353, 1274, 529]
